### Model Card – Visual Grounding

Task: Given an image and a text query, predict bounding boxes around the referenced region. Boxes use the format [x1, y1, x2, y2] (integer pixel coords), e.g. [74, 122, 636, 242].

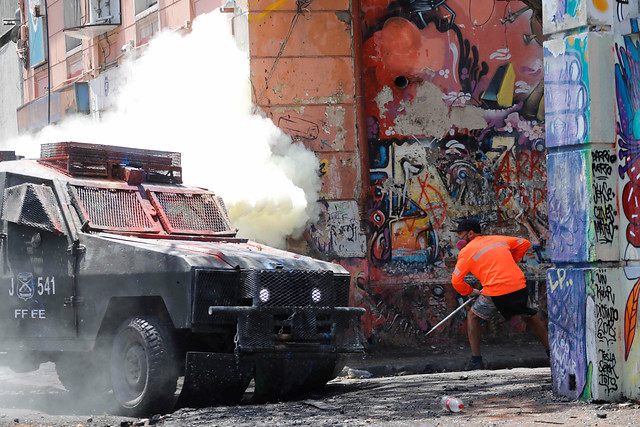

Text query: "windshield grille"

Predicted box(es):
[70, 185, 160, 232]
[149, 191, 233, 235]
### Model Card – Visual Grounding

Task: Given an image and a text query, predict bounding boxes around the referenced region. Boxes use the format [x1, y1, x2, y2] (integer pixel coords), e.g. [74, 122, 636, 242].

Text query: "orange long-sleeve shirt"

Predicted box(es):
[452, 235, 531, 297]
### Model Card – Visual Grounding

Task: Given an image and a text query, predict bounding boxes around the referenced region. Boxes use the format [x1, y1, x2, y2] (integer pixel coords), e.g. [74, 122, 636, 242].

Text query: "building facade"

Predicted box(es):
[0, 0, 23, 143]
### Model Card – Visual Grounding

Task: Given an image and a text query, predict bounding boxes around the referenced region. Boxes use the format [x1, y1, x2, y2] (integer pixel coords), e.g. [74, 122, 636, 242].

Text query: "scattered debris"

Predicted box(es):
[340, 367, 373, 379]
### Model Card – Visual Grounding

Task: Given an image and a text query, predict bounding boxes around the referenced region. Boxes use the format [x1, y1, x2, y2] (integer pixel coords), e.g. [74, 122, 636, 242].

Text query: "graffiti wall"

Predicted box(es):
[616, 32, 640, 400]
[547, 268, 587, 400]
[544, 32, 616, 149]
[542, 0, 640, 36]
[617, 34, 640, 263]
[307, 200, 367, 258]
[543, 13, 640, 400]
[546, 148, 619, 263]
[548, 266, 640, 401]
[356, 0, 549, 344]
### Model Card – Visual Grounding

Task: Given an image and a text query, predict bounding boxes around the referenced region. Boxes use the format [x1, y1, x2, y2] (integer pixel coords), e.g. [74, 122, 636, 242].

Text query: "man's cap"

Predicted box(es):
[456, 219, 481, 233]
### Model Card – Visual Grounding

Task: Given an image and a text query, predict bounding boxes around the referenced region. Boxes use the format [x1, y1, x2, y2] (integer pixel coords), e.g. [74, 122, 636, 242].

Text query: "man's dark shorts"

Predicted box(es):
[471, 287, 537, 320]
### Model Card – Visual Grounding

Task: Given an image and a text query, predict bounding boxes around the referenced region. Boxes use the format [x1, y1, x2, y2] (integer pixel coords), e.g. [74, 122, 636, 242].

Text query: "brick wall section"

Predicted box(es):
[248, 0, 363, 203]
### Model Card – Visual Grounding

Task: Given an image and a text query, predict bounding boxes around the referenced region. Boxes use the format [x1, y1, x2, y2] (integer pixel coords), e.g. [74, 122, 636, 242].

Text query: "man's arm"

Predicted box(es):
[508, 237, 531, 262]
[451, 256, 474, 296]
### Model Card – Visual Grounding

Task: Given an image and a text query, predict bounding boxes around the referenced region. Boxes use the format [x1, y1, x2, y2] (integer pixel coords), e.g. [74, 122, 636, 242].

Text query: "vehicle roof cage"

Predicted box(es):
[39, 141, 182, 184]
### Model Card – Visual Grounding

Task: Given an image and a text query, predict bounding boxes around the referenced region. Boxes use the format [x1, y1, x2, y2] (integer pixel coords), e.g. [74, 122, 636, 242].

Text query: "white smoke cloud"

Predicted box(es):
[4, 11, 320, 248]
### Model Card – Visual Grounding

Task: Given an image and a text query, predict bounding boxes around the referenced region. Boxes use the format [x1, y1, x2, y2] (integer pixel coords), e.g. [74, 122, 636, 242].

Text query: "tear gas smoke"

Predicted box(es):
[3, 11, 320, 248]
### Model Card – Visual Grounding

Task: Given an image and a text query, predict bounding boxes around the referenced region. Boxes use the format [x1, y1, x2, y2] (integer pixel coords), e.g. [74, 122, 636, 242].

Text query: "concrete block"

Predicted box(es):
[542, 0, 639, 34]
[548, 267, 588, 400]
[548, 148, 619, 263]
[584, 267, 624, 401]
[544, 31, 615, 148]
[548, 267, 625, 401]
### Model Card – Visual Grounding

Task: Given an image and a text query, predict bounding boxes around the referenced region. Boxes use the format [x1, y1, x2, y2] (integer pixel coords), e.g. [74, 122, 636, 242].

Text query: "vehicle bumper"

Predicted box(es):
[207, 305, 365, 353]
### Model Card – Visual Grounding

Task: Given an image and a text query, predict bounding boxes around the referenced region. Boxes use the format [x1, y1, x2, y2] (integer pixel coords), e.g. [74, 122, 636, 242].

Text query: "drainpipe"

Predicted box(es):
[351, 0, 370, 239]
[351, 0, 369, 211]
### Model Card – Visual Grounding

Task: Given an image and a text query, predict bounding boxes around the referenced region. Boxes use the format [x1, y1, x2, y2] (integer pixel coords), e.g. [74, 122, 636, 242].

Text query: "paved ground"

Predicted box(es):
[5, 340, 638, 427]
[163, 367, 640, 427]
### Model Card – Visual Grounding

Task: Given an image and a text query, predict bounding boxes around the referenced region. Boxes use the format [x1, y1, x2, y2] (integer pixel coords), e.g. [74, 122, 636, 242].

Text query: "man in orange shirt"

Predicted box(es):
[452, 219, 549, 370]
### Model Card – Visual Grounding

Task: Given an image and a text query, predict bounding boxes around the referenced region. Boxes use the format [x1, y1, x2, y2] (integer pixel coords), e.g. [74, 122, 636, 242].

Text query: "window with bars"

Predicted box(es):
[69, 185, 234, 236]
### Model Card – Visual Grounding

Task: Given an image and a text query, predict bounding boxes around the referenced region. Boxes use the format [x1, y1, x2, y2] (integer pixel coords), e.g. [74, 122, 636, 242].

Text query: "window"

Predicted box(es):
[134, 0, 159, 46]
[65, 35, 81, 52]
[135, 0, 157, 16]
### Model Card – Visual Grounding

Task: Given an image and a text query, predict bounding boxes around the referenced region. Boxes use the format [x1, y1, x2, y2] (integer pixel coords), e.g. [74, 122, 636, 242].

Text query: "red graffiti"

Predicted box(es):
[415, 175, 447, 229]
[494, 150, 546, 216]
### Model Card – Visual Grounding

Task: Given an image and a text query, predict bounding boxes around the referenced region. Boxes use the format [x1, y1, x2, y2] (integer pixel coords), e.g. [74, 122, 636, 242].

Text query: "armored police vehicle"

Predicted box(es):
[0, 142, 363, 415]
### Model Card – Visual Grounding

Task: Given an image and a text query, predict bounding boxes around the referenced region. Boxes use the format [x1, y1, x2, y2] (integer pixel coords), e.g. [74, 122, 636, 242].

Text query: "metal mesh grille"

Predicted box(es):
[334, 275, 350, 307]
[290, 311, 317, 340]
[192, 270, 239, 325]
[40, 141, 182, 184]
[334, 311, 363, 350]
[237, 312, 274, 349]
[2, 184, 64, 234]
[71, 186, 157, 231]
[243, 270, 335, 308]
[150, 191, 233, 234]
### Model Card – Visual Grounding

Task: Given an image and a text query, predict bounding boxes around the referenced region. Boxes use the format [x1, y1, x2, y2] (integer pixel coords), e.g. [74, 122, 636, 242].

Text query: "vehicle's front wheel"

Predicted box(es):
[110, 316, 178, 416]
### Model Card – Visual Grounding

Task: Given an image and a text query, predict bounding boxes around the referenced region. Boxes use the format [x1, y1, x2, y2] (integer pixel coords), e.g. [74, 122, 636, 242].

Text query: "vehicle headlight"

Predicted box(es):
[259, 287, 270, 303]
[311, 287, 322, 303]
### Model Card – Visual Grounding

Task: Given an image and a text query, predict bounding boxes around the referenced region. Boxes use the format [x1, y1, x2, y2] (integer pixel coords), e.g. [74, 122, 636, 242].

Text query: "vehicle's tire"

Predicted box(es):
[56, 352, 110, 396]
[110, 316, 178, 416]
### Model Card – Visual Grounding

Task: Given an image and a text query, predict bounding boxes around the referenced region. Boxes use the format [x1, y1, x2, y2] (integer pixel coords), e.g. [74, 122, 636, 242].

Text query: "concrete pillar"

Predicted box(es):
[543, 0, 640, 401]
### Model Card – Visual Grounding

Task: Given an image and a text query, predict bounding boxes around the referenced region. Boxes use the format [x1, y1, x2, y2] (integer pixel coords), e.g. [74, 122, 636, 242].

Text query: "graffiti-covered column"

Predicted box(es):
[615, 23, 640, 400]
[543, 0, 640, 401]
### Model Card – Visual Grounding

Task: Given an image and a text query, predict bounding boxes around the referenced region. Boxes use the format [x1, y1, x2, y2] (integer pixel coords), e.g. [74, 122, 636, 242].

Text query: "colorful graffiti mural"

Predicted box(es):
[548, 268, 626, 402]
[544, 32, 615, 149]
[616, 33, 640, 376]
[547, 151, 590, 262]
[544, 29, 640, 402]
[542, 0, 640, 35]
[548, 268, 587, 399]
[358, 0, 549, 344]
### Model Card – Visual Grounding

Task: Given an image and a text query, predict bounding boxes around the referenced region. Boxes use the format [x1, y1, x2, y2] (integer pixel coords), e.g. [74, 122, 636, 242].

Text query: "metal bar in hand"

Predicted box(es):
[425, 296, 477, 336]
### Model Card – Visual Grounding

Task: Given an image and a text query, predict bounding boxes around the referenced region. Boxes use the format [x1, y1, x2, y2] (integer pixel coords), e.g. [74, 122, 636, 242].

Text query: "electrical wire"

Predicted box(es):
[252, 0, 312, 112]
[469, 0, 495, 27]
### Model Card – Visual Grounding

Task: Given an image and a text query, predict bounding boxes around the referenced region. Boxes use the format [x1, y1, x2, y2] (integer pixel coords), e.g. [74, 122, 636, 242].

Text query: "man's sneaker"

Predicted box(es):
[464, 358, 487, 371]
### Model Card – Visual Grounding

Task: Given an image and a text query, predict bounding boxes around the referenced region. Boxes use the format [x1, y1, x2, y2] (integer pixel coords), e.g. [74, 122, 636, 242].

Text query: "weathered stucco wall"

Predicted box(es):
[248, 0, 369, 259]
